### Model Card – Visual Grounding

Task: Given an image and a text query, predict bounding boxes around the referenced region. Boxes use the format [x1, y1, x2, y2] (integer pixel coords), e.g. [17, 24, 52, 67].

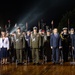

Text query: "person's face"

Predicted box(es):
[47, 32, 50, 36]
[70, 30, 74, 34]
[27, 31, 30, 35]
[39, 31, 42, 35]
[1, 32, 5, 37]
[42, 32, 45, 35]
[22, 32, 26, 35]
[63, 30, 67, 33]
[33, 29, 37, 33]
[17, 29, 21, 33]
[53, 29, 58, 34]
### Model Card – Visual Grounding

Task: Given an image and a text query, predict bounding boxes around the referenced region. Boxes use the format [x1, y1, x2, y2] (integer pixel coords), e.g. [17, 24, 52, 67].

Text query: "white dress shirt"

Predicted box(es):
[0, 37, 9, 50]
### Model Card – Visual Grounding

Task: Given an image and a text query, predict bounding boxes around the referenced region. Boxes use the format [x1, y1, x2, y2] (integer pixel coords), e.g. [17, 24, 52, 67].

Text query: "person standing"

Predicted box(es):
[6, 31, 12, 63]
[71, 29, 75, 60]
[38, 29, 47, 63]
[0, 30, 9, 64]
[50, 28, 61, 64]
[69, 28, 75, 59]
[44, 29, 51, 62]
[14, 27, 25, 65]
[30, 27, 41, 65]
[25, 30, 31, 63]
[60, 27, 71, 62]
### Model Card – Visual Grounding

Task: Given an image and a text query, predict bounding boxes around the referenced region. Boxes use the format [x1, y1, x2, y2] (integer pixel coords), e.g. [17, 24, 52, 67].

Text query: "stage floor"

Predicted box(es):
[0, 62, 75, 75]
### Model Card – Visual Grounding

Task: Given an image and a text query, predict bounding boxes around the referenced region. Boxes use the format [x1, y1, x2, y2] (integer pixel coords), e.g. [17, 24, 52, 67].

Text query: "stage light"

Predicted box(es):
[10, 0, 53, 33]
[10, 10, 43, 33]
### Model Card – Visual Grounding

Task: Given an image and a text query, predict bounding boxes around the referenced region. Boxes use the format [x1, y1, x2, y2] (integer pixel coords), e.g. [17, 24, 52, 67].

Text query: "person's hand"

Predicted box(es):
[72, 47, 74, 50]
[7, 49, 9, 51]
[59, 46, 62, 49]
[51, 46, 53, 49]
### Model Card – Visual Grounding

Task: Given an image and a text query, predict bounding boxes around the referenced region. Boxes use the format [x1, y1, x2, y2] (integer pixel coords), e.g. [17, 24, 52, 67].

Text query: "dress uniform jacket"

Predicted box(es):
[30, 33, 41, 49]
[14, 33, 25, 63]
[30, 33, 41, 64]
[14, 33, 25, 50]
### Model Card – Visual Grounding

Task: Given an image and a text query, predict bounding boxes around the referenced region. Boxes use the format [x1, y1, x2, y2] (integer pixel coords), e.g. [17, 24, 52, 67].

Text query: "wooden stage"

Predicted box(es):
[0, 62, 75, 75]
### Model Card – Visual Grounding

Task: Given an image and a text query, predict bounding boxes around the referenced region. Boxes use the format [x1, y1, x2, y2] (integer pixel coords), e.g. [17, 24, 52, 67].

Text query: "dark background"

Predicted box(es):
[0, 0, 75, 29]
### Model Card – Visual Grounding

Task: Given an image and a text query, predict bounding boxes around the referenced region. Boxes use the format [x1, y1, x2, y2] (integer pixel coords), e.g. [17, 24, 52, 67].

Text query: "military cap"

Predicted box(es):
[27, 30, 31, 32]
[17, 27, 21, 29]
[39, 29, 42, 32]
[63, 27, 67, 30]
[42, 30, 45, 32]
[33, 26, 37, 30]
[70, 28, 74, 31]
[46, 29, 50, 32]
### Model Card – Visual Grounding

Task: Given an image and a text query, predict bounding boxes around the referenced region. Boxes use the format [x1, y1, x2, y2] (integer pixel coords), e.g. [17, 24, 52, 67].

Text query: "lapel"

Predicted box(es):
[1, 38, 7, 43]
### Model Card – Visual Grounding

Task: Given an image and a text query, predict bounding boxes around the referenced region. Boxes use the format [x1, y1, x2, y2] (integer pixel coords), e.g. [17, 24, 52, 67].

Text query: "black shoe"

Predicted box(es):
[36, 63, 40, 65]
[56, 62, 60, 65]
[33, 63, 36, 65]
[52, 62, 55, 65]
[17, 63, 24, 65]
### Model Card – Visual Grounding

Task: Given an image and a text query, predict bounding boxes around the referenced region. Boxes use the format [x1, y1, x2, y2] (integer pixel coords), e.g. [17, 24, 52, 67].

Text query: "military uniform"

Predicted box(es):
[60, 28, 71, 62]
[14, 32, 25, 63]
[30, 27, 41, 64]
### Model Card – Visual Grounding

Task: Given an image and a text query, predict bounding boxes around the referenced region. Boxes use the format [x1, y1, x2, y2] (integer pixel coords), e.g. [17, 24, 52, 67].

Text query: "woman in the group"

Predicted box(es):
[0, 30, 9, 64]
[44, 29, 51, 62]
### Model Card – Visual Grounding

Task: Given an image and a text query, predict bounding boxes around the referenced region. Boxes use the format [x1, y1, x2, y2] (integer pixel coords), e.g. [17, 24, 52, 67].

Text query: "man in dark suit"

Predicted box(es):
[50, 28, 62, 64]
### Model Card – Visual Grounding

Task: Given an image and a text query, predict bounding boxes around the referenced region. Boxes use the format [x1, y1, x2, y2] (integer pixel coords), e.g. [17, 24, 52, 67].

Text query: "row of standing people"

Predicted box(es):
[0, 27, 75, 65]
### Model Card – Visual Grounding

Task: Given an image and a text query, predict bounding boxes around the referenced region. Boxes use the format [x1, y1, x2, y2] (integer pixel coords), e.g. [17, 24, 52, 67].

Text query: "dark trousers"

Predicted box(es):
[73, 49, 75, 59]
[63, 47, 69, 62]
[16, 49, 22, 63]
[9, 48, 16, 63]
[39, 47, 43, 60]
[44, 48, 51, 62]
[52, 47, 59, 63]
[0, 49, 2, 60]
[69, 46, 73, 59]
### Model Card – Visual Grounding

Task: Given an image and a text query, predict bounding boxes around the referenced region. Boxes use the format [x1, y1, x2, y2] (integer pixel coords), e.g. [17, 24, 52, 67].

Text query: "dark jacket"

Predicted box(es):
[50, 33, 61, 48]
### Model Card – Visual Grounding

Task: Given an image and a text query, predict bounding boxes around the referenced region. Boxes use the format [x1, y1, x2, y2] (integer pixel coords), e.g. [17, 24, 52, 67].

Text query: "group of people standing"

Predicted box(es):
[0, 26, 75, 65]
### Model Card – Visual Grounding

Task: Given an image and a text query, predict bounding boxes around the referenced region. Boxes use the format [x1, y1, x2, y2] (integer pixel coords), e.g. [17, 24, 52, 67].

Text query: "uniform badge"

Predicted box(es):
[16, 39, 19, 42]
[32, 38, 35, 42]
